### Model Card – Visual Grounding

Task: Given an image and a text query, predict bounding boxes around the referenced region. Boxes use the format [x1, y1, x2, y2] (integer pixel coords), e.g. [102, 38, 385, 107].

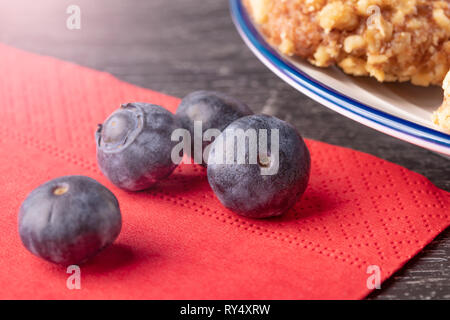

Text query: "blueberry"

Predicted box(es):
[176, 91, 253, 165]
[18, 175, 122, 265]
[96, 103, 181, 191]
[207, 114, 310, 218]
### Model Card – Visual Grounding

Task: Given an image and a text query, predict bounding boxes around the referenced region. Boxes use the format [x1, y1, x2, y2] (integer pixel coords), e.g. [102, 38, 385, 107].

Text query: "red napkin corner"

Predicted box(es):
[0, 43, 448, 299]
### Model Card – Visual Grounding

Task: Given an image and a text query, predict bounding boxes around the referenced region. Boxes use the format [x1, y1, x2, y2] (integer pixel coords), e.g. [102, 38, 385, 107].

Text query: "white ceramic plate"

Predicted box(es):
[230, 0, 450, 156]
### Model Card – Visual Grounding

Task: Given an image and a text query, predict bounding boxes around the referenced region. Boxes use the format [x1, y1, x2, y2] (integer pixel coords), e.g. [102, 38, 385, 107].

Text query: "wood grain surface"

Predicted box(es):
[0, 0, 448, 299]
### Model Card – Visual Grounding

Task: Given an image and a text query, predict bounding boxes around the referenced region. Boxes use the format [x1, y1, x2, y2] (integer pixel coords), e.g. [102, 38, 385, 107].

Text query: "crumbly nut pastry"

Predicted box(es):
[244, 0, 450, 87]
[433, 70, 450, 132]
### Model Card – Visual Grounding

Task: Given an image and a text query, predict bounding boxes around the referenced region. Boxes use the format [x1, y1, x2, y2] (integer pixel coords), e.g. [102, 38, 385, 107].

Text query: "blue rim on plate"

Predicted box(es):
[229, 0, 450, 155]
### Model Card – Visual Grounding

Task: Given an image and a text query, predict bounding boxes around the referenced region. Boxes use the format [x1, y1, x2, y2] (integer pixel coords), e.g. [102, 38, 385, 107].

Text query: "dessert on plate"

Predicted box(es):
[244, 0, 450, 131]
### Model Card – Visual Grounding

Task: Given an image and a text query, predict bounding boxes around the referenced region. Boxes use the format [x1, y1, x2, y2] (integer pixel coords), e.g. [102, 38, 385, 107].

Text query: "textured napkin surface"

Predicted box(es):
[0, 43, 448, 300]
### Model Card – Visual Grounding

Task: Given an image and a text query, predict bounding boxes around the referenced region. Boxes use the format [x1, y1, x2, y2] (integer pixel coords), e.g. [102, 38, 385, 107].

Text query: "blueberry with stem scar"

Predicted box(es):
[176, 91, 253, 165]
[96, 103, 181, 191]
[207, 114, 311, 218]
[18, 175, 122, 265]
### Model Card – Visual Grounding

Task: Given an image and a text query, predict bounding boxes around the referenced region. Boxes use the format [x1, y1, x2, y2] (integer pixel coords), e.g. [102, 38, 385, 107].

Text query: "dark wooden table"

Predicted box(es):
[1, 0, 448, 299]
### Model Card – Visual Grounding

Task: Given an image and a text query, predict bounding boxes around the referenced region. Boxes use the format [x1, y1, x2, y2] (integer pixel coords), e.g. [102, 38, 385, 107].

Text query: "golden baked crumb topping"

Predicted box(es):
[245, 0, 450, 87]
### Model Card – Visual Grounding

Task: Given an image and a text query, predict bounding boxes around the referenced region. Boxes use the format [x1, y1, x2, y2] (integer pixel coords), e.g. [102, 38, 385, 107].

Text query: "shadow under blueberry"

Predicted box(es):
[270, 187, 338, 223]
[145, 166, 209, 197]
[31, 243, 141, 277]
[79, 243, 138, 274]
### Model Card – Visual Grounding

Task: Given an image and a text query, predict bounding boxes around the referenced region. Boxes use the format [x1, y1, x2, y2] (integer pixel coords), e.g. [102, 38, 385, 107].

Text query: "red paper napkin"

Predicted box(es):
[0, 43, 448, 300]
